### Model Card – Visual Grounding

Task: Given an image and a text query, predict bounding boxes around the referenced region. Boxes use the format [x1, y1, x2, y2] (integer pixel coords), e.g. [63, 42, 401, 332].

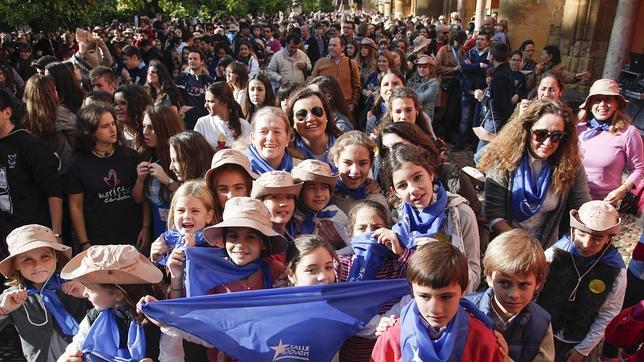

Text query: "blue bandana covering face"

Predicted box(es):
[393, 182, 448, 249]
[511, 154, 553, 222]
[184, 247, 272, 297]
[348, 232, 394, 281]
[155, 229, 208, 266]
[141, 279, 409, 362]
[244, 145, 294, 174]
[25, 274, 79, 336]
[582, 117, 610, 141]
[81, 308, 146, 362]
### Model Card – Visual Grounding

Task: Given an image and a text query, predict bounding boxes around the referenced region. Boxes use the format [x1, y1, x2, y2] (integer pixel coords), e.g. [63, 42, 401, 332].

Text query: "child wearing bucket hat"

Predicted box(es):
[537, 200, 626, 362]
[0, 224, 88, 362]
[291, 159, 350, 249]
[58, 244, 163, 362]
[204, 148, 259, 222]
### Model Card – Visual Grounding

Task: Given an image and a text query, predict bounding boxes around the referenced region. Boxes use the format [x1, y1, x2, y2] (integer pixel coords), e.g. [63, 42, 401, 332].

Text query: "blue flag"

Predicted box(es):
[348, 232, 394, 281]
[141, 279, 409, 362]
[184, 247, 271, 297]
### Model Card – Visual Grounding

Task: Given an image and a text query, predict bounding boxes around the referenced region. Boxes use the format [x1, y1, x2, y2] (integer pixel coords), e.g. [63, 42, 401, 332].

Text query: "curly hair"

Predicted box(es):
[114, 84, 152, 151]
[478, 99, 580, 194]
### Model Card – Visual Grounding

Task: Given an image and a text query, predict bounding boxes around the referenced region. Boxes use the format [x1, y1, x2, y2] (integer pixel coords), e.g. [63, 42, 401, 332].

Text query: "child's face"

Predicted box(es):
[573, 229, 611, 257]
[83, 283, 120, 311]
[391, 162, 435, 209]
[352, 206, 387, 236]
[262, 194, 296, 227]
[174, 195, 214, 234]
[213, 169, 249, 209]
[486, 271, 539, 317]
[391, 97, 418, 124]
[287, 247, 336, 286]
[225, 227, 267, 266]
[14, 247, 56, 287]
[169, 145, 183, 181]
[335, 144, 371, 190]
[300, 182, 331, 212]
[412, 281, 464, 329]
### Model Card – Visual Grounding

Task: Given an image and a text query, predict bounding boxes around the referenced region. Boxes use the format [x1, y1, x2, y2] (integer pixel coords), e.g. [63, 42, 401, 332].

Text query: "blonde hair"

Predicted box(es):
[479, 99, 580, 194]
[578, 98, 631, 134]
[329, 130, 377, 166]
[167, 180, 216, 229]
[483, 229, 547, 285]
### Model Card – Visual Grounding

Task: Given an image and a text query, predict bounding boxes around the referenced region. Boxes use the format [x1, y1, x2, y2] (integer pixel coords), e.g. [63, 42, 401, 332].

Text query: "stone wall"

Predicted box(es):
[497, 0, 566, 53]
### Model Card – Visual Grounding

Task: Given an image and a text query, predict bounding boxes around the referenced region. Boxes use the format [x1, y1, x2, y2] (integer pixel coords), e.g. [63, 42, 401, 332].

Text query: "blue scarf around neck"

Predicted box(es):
[184, 247, 272, 297]
[299, 208, 338, 235]
[348, 232, 394, 281]
[81, 308, 145, 362]
[511, 153, 553, 222]
[244, 144, 294, 174]
[582, 117, 610, 141]
[336, 179, 368, 200]
[156, 229, 207, 266]
[394, 182, 448, 249]
[25, 274, 79, 336]
[294, 134, 336, 165]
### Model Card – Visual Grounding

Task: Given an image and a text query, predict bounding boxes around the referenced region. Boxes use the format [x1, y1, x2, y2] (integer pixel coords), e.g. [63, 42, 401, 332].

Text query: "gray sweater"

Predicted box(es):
[483, 163, 591, 248]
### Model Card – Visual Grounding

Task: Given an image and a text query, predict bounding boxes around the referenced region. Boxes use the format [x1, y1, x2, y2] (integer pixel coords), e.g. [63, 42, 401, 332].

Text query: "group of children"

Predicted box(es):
[0, 131, 637, 361]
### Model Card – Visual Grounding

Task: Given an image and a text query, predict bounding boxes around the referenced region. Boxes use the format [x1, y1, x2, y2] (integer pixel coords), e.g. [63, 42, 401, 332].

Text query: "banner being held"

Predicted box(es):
[141, 279, 409, 361]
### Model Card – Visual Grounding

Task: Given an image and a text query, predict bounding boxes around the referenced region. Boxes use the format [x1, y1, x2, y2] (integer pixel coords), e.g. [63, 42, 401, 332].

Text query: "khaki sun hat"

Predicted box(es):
[60, 245, 163, 284]
[579, 78, 629, 110]
[412, 36, 431, 54]
[0, 224, 71, 278]
[203, 197, 287, 254]
[414, 54, 436, 66]
[569, 200, 621, 235]
[251, 171, 303, 199]
[360, 38, 377, 50]
[204, 149, 259, 187]
[291, 159, 338, 190]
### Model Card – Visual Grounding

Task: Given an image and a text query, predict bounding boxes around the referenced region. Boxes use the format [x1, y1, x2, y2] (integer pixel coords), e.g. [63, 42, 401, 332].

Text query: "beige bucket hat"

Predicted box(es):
[414, 54, 436, 66]
[204, 149, 259, 186]
[412, 36, 431, 54]
[360, 38, 377, 50]
[579, 78, 628, 110]
[203, 197, 287, 254]
[60, 245, 163, 284]
[251, 171, 303, 199]
[0, 224, 71, 278]
[569, 200, 621, 235]
[291, 159, 338, 190]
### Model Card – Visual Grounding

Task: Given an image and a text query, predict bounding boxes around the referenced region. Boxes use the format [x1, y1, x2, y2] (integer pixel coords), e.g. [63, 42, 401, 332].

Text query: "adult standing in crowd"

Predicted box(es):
[266, 33, 311, 90]
[175, 48, 212, 130]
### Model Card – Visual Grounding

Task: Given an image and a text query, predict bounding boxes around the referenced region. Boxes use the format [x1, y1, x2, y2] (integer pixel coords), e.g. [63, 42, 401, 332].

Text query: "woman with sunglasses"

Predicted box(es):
[479, 99, 590, 248]
[577, 79, 644, 204]
[285, 87, 342, 166]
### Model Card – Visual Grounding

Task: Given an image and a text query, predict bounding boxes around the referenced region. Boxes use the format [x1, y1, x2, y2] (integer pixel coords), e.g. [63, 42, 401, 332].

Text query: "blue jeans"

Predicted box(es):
[457, 94, 479, 147]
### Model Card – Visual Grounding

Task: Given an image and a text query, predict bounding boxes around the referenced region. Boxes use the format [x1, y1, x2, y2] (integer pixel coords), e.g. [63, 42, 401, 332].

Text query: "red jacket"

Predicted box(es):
[370, 314, 503, 362]
[605, 301, 644, 362]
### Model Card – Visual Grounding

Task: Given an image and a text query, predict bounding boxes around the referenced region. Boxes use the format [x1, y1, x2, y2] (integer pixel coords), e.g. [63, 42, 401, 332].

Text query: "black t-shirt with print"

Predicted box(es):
[65, 146, 142, 245]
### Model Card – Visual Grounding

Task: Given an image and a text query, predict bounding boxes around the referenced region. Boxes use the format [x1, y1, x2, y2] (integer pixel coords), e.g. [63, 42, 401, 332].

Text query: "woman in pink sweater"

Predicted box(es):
[578, 79, 644, 203]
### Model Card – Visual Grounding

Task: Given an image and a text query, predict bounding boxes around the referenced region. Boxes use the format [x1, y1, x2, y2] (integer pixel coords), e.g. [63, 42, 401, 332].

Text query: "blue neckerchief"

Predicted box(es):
[336, 179, 368, 200]
[393, 182, 448, 249]
[294, 134, 336, 165]
[299, 208, 338, 235]
[244, 145, 294, 174]
[285, 220, 297, 243]
[25, 274, 79, 336]
[155, 229, 207, 266]
[511, 154, 553, 222]
[554, 235, 626, 269]
[81, 308, 145, 362]
[582, 118, 610, 141]
[348, 232, 393, 281]
[141, 279, 410, 362]
[184, 247, 272, 297]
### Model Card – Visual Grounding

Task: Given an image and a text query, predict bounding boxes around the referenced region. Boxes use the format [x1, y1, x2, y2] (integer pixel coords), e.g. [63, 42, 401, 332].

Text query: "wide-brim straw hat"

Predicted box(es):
[0, 224, 71, 278]
[414, 54, 436, 66]
[360, 38, 377, 50]
[61, 245, 163, 284]
[291, 159, 338, 190]
[251, 171, 303, 199]
[203, 197, 287, 254]
[579, 78, 629, 110]
[412, 36, 431, 54]
[569, 200, 621, 235]
[204, 149, 259, 186]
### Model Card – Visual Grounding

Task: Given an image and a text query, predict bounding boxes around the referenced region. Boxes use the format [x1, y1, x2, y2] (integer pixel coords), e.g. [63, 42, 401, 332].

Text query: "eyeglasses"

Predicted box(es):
[531, 129, 566, 143]
[294, 106, 324, 121]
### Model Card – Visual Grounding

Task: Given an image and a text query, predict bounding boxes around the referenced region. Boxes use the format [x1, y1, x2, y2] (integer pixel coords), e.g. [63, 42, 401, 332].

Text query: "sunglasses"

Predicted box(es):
[531, 129, 567, 143]
[295, 106, 324, 121]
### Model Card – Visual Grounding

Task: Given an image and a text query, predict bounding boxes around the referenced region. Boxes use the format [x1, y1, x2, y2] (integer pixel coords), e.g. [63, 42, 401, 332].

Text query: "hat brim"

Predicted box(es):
[203, 219, 287, 254]
[579, 93, 629, 110]
[204, 163, 259, 186]
[251, 182, 303, 199]
[60, 249, 162, 284]
[291, 170, 338, 190]
[569, 209, 621, 235]
[0, 241, 71, 278]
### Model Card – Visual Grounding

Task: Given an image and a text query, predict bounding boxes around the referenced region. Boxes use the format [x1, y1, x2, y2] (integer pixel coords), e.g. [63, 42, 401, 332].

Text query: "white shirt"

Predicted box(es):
[194, 115, 251, 150]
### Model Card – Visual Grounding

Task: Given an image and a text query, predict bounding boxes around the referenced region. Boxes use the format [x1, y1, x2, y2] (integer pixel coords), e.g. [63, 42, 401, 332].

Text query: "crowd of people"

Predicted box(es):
[0, 7, 642, 362]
